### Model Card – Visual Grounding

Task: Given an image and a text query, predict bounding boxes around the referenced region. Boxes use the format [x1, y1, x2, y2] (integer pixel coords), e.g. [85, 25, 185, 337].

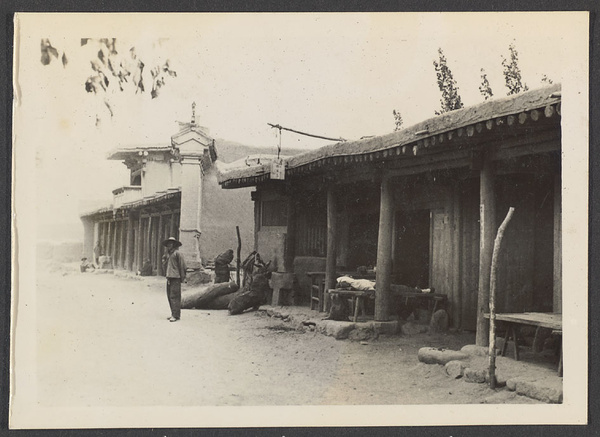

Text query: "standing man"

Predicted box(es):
[93, 241, 101, 266]
[162, 237, 187, 322]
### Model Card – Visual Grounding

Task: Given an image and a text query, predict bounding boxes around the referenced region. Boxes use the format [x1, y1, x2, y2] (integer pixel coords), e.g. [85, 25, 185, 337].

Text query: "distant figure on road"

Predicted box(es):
[98, 255, 113, 269]
[138, 259, 153, 276]
[80, 257, 95, 273]
[162, 237, 187, 322]
[93, 241, 101, 266]
[214, 249, 234, 283]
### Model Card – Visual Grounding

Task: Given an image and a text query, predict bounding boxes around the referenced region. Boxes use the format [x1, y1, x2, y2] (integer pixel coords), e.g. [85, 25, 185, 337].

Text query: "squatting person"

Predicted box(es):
[162, 237, 187, 322]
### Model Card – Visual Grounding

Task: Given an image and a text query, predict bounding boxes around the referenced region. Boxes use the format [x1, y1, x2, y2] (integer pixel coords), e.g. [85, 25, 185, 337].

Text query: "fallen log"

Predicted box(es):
[229, 271, 270, 315]
[181, 281, 239, 309]
[204, 289, 244, 310]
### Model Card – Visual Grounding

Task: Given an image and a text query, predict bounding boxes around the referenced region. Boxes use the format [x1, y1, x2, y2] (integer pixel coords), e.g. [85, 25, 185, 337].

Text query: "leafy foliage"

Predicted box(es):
[40, 39, 67, 67]
[40, 38, 177, 125]
[541, 74, 553, 85]
[502, 42, 529, 95]
[479, 68, 493, 100]
[433, 48, 463, 115]
[393, 109, 404, 131]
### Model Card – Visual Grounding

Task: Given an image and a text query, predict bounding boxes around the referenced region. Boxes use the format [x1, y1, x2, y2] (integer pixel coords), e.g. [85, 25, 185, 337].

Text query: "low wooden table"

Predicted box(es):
[327, 289, 375, 322]
[392, 289, 448, 314]
[484, 312, 562, 375]
[306, 271, 377, 313]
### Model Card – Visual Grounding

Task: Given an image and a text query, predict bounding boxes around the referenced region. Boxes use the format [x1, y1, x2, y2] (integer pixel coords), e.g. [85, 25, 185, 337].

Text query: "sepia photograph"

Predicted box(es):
[10, 11, 589, 429]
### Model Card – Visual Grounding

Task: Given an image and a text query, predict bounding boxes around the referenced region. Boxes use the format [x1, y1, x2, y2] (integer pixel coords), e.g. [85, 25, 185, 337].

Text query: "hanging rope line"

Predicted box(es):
[267, 123, 347, 143]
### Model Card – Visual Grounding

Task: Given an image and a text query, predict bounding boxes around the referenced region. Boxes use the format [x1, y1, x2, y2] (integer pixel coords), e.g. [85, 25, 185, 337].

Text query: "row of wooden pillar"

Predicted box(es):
[322, 177, 407, 322]
[95, 210, 180, 275]
[319, 158, 500, 337]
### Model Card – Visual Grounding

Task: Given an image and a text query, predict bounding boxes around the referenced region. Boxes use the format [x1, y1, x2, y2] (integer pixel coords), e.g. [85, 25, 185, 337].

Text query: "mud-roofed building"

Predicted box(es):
[218, 84, 563, 343]
[80, 108, 255, 274]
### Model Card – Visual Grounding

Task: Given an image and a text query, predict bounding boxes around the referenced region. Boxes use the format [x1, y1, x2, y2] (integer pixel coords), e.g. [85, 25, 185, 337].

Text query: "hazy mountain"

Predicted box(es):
[213, 138, 308, 163]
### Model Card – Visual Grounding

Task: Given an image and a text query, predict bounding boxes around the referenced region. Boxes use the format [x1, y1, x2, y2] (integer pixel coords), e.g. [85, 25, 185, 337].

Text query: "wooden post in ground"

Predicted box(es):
[553, 174, 562, 313]
[488, 207, 515, 389]
[136, 214, 143, 272]
[126, 215, 134, 271]
[375, 176, 394, 321]
[325, 185, 337, 313]
[284, 195, 296, 273]
[156, 214, 164, 275]
[106, 221, 112, 258]
[236, 226, 241, 286]
[111, 221, 118, 269]
[476, 156, 496, 346]
[149, 216, 157, 274]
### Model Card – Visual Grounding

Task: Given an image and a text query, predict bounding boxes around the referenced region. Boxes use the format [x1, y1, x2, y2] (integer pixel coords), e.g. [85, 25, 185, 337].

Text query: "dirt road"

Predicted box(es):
[35, 264, 542, 407]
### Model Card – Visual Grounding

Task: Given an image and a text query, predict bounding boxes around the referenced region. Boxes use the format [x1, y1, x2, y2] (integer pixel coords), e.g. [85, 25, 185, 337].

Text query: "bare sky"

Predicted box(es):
[13, 12, 585, 239]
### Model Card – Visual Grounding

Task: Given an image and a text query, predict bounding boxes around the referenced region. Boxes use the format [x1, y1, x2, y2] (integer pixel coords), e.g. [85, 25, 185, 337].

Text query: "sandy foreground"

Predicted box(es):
[32, 263, 550, 409]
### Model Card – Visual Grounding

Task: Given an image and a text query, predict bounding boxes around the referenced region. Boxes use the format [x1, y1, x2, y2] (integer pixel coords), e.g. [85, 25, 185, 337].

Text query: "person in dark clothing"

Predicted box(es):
[162, 237, 187, 322]
[80, 257, 95, 272]
[139, 259, 153, 276]
[214, 249, 234, 283]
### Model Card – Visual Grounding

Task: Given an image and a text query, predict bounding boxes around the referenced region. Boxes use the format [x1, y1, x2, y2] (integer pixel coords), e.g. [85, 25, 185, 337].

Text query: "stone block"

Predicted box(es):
[444, 360, 467, 378]
[428, 309, 449, 333]
[415, 308, 432, 323]
[186, 269, 212, 286]
[484, 372, 507, 388]
[320, 321, 356, 340]
[401, 321, 429, 336]
[460, 344, 490, 357]
[506, 377, 563, 403]
[348, 325, 378, 341]
[463, 367, 488, 383]
[417, 347, 469, 365]
[373, 320, 399, 335]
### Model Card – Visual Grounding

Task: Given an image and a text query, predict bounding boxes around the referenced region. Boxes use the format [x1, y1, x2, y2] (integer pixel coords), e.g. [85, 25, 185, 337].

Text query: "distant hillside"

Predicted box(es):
[213, 138, 308, 163]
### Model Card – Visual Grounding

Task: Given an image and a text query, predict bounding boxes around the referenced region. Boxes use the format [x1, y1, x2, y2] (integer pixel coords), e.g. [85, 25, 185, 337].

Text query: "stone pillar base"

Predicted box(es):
[372, 320, 399, 335]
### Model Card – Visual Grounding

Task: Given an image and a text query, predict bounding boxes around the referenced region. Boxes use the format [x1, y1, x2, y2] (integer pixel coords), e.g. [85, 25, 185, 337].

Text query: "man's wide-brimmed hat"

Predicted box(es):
[162, 237, 182, 247]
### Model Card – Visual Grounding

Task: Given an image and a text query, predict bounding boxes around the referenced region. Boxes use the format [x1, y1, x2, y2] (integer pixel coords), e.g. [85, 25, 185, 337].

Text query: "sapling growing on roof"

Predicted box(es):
[433, 48, 464, 115]
[502, 41, 529, 95]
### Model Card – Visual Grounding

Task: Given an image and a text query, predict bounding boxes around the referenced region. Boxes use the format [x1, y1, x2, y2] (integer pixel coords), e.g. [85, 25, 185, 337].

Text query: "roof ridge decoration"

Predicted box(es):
[218, 83, 561, 187]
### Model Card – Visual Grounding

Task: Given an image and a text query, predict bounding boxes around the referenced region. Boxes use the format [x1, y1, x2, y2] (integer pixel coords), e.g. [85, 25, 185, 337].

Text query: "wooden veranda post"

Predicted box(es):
[236, 226, 241, 286]
[325, 185, 337, 312]
[111, 221, 118, 268]
[156, 214, 164, 275]
[126, 215, 135, 271]
[476, 156, 496, 346]
[284, 195, 296, 273]
[136, 214, 143, 271]
[488, 207, 515, 389]
[375, 176, 394, 321]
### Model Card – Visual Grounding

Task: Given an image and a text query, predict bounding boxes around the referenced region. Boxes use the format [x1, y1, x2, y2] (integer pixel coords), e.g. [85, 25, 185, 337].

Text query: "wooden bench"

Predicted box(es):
[484, 312, 562, 375]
